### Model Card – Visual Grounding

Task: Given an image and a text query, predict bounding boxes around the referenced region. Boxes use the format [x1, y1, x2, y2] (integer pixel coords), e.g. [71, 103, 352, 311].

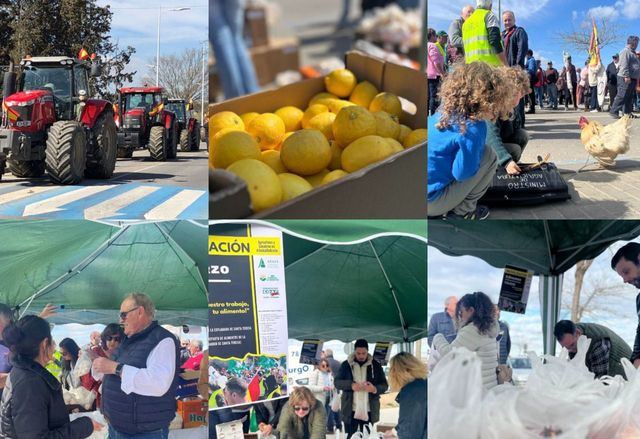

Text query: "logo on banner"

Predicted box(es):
[261, 287, 280, 298]
[258, 259, 266, 268]
[259, 273, 280, 282]
[209, 236, 281, 256]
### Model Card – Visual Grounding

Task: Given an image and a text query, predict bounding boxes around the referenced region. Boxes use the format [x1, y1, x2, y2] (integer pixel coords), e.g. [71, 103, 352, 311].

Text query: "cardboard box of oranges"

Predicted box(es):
[209, 50, 427, 219]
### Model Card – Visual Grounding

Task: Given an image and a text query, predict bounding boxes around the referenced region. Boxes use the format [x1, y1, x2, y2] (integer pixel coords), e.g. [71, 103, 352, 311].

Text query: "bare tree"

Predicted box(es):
[143, 48, 208, 113]
[564, 260, 626, 322]
[556, 17, 625, 54]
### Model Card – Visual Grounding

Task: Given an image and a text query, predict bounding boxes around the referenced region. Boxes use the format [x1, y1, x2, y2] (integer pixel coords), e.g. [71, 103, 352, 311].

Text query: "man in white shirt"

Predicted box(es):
[93, 293, 179, 438]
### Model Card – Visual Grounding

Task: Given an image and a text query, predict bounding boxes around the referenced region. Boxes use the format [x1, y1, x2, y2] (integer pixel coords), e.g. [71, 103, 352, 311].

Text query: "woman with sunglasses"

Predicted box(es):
[77, 324, 125, 411]
[432, 291, 499, 390]
[278, 386, 327, 439]
[0, 315, 101, 437]
[307, 359, 335, 433]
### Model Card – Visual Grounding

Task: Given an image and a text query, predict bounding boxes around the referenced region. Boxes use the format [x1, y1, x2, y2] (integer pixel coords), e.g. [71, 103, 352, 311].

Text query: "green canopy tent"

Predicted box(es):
[212, 220, 427, 344]
[0, 219, 208, 326]
[428, 220, 640, 355]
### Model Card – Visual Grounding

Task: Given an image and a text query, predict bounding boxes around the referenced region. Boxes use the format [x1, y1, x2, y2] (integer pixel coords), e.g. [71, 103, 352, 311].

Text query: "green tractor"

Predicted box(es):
[165, 99, 201, 152]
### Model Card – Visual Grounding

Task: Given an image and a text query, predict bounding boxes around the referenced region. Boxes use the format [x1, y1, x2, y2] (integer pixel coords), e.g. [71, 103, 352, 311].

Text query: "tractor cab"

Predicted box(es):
[16, 57, 99, 121]
[165, 99, 188, 125]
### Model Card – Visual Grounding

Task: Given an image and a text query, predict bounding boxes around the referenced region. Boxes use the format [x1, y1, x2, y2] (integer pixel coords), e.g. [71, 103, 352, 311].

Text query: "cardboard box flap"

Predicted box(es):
[210, 78, 325, 116]
[254, 143, 427, 218]
[345, 51, 427, 128]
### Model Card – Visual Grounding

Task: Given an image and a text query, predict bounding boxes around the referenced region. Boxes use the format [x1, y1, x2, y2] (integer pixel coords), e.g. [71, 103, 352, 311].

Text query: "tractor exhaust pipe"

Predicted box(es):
[3, 71, 16, 100]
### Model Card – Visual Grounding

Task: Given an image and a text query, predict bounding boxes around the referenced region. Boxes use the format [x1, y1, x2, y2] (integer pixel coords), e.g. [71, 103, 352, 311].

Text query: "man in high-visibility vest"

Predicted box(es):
[436, 31, 449, 65]
[462, 0, 507, 66]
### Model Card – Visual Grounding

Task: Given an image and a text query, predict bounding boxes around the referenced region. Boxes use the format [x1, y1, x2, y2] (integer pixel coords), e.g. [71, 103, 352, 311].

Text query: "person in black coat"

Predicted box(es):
[387, 352, 427, 439]
[254, 397, 288, 437]
[606, 54, 620, 111]
[0, 315, 99, 438]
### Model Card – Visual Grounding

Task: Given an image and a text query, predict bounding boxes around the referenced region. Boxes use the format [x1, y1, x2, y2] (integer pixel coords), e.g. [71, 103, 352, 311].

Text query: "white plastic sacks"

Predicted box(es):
[428, 336, 640, 439]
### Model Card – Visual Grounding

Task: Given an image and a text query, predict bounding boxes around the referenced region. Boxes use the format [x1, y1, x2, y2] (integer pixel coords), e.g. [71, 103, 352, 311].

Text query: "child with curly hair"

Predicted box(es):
[485, 66, 532, 175]
[427, 62, 514, 219]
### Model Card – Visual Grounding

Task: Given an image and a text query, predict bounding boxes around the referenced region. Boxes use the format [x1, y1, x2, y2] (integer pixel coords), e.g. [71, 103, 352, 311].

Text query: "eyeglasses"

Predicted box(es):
[106, 336, 121, 342]
[119, 306, 140, 320]
[294, 406, 310, 413]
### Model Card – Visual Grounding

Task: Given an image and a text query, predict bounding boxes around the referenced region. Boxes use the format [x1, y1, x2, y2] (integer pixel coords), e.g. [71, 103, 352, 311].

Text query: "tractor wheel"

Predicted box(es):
[85, 111, 117, 179]
[117, 147, 133, 158]
[167, 121, 178, 159]
[190, 122, 201, 151]
[179, 129, 190, 152]
[45, 121, 86, 185]
[8, 159, 45, 178]
[148, 126, 166, 161]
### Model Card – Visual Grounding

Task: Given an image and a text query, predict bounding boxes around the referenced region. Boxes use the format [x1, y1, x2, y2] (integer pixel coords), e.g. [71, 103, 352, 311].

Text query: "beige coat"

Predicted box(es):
[433, 321, 499, 390]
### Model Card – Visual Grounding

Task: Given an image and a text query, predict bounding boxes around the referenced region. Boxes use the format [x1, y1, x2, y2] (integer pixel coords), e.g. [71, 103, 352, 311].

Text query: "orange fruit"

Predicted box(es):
[302, 104, 330, 129]
[226, 159, 282, 212]
[349, 81, 379, 108]
[308, 112, 336, 140]
[403, 128, 428, 148]
[280, 129, 332, 176]
[373, 111, 400, 139]
[341, 135, 396, 172]
[247, 113, 286, 150]
[211, 130, 261, 169]
[275, 106, 304, 132]
[210, 111, 244, 137]
[369, 92, 402, 118]
[332, 106, 377, 148]
[324, 69, 357, 97]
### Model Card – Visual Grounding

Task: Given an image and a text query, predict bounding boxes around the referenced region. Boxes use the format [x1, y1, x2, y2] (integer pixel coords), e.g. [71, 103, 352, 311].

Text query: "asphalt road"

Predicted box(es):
[0, 143, 208, 220]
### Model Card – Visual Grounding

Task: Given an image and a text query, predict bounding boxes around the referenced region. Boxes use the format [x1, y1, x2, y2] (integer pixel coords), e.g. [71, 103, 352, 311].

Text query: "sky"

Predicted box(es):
[428, 0, 640, 68]
[95, 1, 208, 86]
[428, 236, 640, 356]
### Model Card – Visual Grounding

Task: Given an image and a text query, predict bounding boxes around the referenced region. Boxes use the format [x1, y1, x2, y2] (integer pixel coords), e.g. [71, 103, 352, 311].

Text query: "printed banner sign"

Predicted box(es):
[209, 223, 288, 411]
[498, 264, 534, 314]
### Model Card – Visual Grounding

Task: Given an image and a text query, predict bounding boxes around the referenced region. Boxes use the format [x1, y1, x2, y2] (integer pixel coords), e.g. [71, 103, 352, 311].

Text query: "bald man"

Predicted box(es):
[428, 296, 458, 346]
[448, 5, 474, 61]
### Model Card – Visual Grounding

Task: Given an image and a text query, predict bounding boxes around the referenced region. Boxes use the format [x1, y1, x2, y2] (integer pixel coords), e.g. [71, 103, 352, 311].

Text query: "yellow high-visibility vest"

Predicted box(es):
[209, 387, 223, 408]
[45, 351, 62, 381]
[462, 9, 501, 66]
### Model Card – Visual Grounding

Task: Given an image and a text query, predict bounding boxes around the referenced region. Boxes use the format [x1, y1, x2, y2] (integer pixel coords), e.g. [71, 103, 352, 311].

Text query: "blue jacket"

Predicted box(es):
[396, 378, 427, 439]
[427, 113, 487, 201]
[497, 320, 511, 365]
[526, 57, 537, 78]
[428, 311, 457, 346]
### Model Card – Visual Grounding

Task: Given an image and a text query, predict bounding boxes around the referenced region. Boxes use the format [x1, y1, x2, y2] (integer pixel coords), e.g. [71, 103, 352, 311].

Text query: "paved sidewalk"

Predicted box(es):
[490, 108, 640, 219]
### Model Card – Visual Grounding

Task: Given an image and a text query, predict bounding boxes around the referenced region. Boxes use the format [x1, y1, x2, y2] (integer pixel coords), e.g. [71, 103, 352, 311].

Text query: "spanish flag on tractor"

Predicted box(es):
[78, 48, 89, 60]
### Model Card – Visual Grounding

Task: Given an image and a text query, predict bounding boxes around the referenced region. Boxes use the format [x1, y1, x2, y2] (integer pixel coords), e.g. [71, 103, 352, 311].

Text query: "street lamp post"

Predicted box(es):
[201, 41, 206, 125]
[156, 6, 191, 86]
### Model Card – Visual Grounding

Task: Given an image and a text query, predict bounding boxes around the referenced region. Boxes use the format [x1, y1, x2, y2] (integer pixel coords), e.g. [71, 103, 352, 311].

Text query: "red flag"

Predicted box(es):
[246, 375, 261, 402]
[588, 19, 600, 66]
[90, 53, 96, 60]
[78, 48, 89, 60]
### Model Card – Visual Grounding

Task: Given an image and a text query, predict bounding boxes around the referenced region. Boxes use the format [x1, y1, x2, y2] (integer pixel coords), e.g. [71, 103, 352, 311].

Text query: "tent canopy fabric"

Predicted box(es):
[212, 220, 427, 344]
[429, 220, 640, 276]
[0, 220, 208, 326]
[428, 220, 640, 354]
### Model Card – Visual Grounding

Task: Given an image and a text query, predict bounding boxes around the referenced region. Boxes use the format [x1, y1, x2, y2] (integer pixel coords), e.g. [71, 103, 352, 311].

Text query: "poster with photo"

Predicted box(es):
[208, 223, 289, 410]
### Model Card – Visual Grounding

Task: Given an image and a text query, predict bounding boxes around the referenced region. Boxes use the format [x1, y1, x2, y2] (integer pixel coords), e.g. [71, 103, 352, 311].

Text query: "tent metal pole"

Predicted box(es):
[17, 226, 131, 312]
[543, 220, 555, 269]
[369, 241, 409, 342]
[539, 274, 563, 356]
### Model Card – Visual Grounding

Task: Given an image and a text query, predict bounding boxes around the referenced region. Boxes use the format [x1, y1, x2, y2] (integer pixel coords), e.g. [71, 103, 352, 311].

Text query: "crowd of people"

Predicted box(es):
[428, 1, 640, 119]
[429, 242, 640, 390]
[0, 293, 209, 438]
[211, 339, 427, 439]
[427, 0, 640, 220]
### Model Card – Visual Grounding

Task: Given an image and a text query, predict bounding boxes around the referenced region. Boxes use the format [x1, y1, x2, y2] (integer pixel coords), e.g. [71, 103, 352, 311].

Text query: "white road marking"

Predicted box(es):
[0, 186, 58, 205]
[23, 185, 116, 216]
[84, 185, 160, 220]
[144, 189, 204, 220]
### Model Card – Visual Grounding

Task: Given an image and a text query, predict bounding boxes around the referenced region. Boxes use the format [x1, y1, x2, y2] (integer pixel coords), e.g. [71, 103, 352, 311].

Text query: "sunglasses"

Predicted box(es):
[294, 406, 310, 413]
[119, 306, 140, 321]
[106, 336, 121, 342]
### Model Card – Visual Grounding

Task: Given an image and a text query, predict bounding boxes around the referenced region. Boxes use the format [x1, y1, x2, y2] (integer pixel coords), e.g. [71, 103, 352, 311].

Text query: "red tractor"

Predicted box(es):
[115, 86, 178, 161]
[165, 99, 201, 152]
[0, 56, 117, 184]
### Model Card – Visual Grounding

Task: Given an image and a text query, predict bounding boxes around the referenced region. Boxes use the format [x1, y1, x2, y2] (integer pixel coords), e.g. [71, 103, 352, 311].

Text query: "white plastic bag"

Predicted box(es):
[428, 347, 483, 439]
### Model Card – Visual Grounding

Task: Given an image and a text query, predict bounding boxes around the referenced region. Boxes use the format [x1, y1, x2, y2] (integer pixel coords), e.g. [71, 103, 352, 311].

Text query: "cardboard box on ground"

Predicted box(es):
[210, 51, 428, 219]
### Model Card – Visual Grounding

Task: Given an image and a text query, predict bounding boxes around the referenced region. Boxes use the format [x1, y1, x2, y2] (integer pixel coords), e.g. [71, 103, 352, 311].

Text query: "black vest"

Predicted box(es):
[102, 322, 180, 434]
